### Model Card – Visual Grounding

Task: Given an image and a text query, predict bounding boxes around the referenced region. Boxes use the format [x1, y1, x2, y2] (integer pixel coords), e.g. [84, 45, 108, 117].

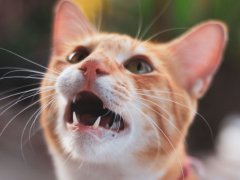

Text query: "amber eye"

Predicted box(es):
[67, 46, 90, 64]
[124, 55, 153, 74]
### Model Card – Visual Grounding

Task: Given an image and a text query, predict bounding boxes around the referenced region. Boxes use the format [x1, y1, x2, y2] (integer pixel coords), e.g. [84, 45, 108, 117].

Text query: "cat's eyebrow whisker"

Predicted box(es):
[135, 91, 214, 144]
[96, 0, 103, 33]
[0, 93, 55, 137]
[21, 95, 56, 159]
[143, 27, 187, 43]
[0, 48, 60, 75]
[139, 0, 173, 40]
[129, 103, 184, 177]
[135, 0, 143, 40]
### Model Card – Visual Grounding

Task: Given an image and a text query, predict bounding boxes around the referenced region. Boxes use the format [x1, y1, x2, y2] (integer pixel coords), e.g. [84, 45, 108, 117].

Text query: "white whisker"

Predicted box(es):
[0, 48, 60, 75]
[139, 0, 173, 40]
[0, 87, 55, 116]
[0, 93, 55, 137]
[20, 95, 56, 161]
[129, 103, 184, 177]
[135, 91, 214, 142]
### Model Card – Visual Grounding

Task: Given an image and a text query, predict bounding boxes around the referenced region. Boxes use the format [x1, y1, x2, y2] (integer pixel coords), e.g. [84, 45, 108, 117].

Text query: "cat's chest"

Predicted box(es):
[52, 155, 164, 180]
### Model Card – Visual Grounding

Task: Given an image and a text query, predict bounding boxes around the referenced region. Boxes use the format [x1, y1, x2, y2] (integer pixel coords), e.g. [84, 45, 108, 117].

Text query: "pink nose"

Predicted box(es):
[79, 60, 109, 80]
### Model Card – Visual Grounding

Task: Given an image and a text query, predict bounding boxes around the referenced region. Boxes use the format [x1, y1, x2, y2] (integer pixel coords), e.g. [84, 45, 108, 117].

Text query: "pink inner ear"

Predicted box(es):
[168, 22, 227, 98]
[53, 1, 95, 56]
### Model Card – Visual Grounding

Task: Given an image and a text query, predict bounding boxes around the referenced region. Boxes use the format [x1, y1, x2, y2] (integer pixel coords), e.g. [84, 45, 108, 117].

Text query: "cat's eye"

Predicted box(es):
[124, 55, 153, 74]
[67, 46, 90, 64]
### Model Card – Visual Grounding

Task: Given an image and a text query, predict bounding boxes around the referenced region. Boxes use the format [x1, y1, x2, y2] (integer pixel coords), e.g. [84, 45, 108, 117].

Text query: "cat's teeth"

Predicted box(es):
[93, 116, 101, 129]
[103, 104, 106, 109]
[110, 120, 120, 130]
[73, 96, 77, 103]
[73, 112, 78, 124]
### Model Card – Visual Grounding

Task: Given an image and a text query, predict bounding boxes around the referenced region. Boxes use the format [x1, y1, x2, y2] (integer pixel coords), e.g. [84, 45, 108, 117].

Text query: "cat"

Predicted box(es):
[40, 0, 228, 179]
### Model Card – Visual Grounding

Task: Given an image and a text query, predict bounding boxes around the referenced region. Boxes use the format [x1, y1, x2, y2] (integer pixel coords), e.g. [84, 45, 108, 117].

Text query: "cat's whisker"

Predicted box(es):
[21, 105, 43, 158]
[0, 85, 54, 105]
[0, 75, 57, 82]
[135, 88, 187, 99]
[0, 87, 55, 116]
[139, 0, 173, 40]
[0, 87, 42, 103]
[129, 103, 162, 169]
[0, 93, 55, 137]
[0, 48, 60, 75]
[78, 159, 85, 170]
[129, 103, 184, 177]
[20, 95, 56, 161]
[0, 82, 42, 97]
[0, 67, 52, 77]
[24, 99, 58, 148]
[134, 96, 184, 139]
[16, 86, 54, 100]
[28, 96, 57, 143]
[62, 153, 74, 168]
[134, 91, 214, 143]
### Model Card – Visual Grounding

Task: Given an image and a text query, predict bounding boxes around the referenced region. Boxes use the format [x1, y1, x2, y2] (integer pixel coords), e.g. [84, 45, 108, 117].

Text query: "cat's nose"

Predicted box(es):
[79, 60, 109, 79]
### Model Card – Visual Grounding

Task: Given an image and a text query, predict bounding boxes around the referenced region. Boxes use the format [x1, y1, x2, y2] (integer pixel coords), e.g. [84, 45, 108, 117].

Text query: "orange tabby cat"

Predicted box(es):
[40, 1, 228, 179]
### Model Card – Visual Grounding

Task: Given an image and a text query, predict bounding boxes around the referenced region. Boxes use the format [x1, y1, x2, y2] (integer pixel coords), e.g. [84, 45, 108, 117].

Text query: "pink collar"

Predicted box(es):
[178, 157, 205, 180]
[178, 159, 191, 180]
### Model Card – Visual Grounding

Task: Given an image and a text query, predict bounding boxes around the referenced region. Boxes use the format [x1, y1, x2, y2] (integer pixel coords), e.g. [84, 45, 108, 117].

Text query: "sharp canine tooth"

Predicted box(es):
[111, 120, 119, 130]
[93, 116, 101, 129]
[73, 112, 78, 123]
[73, 96, 77, 103]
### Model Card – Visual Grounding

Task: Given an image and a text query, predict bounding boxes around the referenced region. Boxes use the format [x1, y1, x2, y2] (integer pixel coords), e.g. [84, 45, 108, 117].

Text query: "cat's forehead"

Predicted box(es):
[80, 33, 148, 62]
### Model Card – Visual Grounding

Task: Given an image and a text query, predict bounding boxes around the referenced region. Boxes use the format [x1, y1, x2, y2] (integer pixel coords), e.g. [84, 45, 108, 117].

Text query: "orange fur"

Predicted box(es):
[40, 1, 228, 179]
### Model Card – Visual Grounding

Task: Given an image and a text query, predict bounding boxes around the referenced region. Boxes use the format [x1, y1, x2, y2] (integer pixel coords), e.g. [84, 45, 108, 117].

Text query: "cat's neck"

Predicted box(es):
[50, 145, 197, 180]
[52, 154, 164, 180]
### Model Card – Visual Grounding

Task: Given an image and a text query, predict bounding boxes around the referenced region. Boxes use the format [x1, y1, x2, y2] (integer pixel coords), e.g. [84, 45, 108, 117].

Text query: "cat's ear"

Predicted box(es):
[52, 0, 96, 56]
[165, 21, 228, 98]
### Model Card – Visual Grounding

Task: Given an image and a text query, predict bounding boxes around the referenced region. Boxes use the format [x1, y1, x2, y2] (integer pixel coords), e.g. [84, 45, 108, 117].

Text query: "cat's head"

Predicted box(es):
[41, 0, 227, 166]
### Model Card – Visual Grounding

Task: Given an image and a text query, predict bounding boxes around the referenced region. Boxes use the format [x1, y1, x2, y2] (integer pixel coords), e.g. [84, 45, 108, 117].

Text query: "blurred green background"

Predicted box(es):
[0, 0, 240, 179]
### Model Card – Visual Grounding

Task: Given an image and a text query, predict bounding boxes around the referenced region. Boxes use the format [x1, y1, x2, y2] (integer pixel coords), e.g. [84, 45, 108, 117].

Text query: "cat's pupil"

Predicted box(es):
[124, 55, 153, 74]
[137, 62, 143, 72]
[67, 46, 90, 64]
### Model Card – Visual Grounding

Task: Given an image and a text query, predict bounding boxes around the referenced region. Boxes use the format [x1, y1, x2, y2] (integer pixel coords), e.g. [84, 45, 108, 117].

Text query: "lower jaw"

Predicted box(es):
[66, 123, 130, 141]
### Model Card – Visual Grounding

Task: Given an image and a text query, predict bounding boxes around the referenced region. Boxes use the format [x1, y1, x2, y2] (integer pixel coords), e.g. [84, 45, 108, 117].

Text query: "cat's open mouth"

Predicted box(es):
[65, 91, 126, 133]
